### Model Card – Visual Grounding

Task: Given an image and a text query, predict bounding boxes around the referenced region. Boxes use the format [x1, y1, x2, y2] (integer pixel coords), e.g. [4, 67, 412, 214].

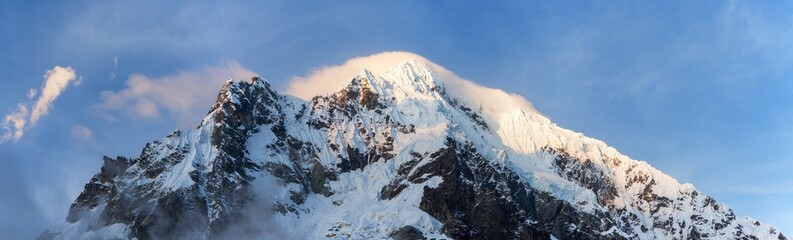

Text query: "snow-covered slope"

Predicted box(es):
[41, 60, 786, 240]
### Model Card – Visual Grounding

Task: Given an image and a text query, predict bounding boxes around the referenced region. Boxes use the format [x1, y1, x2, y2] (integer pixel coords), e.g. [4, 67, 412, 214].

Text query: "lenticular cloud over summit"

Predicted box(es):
[288, 51, 542, 118]
[287, 52, 431, 98]
[42, 54, 786, 239]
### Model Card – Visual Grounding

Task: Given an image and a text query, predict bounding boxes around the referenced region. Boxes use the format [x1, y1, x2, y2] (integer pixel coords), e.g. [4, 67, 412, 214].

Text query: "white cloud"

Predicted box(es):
[286, 51, 540, 116]
[70, 124, 93, 140]
[1, 104, 29, 143]
[1, 66, 78, 143]
[287, 52, 435, 99]
[30, 66, 78, 125]
[98, 61, 256, 128]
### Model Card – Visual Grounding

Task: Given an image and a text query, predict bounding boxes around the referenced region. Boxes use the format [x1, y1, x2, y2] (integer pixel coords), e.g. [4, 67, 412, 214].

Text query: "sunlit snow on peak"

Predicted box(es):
[286, 51, 542, 122]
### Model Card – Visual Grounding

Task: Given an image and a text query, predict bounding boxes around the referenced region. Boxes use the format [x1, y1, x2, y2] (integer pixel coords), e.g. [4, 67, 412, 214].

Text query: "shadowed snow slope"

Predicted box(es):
[43, 57, 786, 240]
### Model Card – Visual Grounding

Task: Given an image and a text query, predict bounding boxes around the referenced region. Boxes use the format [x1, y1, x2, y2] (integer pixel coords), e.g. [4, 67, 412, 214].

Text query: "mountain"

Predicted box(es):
[41, 59, 785, 240]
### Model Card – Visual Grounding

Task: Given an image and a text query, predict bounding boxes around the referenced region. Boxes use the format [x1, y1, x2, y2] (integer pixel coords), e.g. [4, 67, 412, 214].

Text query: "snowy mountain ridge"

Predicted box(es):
[42, 59, 786, 240]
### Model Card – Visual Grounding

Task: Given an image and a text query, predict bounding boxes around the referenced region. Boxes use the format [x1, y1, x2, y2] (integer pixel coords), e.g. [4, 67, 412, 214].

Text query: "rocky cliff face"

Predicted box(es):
[41, 60, 786, 240]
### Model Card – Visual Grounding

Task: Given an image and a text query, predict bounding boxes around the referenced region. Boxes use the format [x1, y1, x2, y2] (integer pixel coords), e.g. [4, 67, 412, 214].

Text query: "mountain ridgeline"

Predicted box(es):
[42, 60, 785, 239]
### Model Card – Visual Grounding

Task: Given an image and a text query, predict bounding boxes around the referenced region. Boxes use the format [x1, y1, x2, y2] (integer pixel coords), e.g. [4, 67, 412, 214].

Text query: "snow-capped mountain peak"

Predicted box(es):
[42, 59, 786, 240]
[344, 59, 445, 105]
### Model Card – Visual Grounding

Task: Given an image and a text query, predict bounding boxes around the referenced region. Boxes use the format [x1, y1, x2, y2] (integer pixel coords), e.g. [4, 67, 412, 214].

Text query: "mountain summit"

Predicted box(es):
[42, 60, 785, 239]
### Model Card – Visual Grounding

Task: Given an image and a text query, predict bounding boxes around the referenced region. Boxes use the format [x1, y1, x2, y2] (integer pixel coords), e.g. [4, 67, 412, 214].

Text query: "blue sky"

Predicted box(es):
[1, 1, 791, 238]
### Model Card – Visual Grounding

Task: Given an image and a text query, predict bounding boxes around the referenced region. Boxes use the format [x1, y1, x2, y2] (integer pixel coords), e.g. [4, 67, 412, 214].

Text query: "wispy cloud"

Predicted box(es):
[26, 89, 37, 99]
[109, 56, 118, 81]
[720, 0, 793, 71]
[69, 124, 93, 141]
[1, 104, 29, 143]
[97, 61, 256, 128]
[1, 66, 77, 143]
[31, 66, 78, 125]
